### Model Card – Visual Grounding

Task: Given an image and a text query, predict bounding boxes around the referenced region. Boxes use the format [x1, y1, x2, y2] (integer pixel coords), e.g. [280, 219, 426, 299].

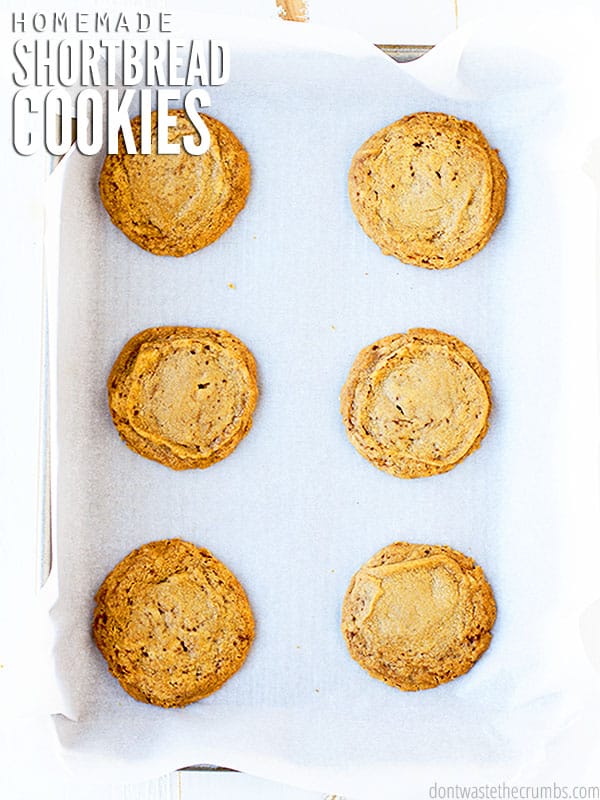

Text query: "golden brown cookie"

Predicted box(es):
[99, 110, 251, 257]
[348, 112, 507, 269]
[341, 542, 496, 691]
[340, 328, 491, 479]
[108, 326, 258, 470]
[93, 538, 255, 708]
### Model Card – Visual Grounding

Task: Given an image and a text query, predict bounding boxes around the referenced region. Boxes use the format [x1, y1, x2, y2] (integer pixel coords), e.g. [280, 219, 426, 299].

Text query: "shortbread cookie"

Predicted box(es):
[108, 327, 258, 470]
[99, 110, 251, 256]
[340, 328, 491, 478]
[93, 539, 255, 707]
[348, 112, 507, 268]
[341, 542, 496, 691]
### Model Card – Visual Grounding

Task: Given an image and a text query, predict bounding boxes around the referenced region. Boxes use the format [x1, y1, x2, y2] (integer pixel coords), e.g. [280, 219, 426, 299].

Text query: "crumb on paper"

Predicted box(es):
[228, 282, 236, 289]
[330, 324, 336, 331]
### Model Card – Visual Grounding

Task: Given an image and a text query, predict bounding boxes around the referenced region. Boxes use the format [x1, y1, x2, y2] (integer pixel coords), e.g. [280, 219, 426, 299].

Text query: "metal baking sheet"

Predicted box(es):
[41, 13, 600, 798]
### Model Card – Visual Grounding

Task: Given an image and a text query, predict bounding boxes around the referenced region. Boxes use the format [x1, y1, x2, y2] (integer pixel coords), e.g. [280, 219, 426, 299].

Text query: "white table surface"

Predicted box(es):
[1, 1, 598, 798]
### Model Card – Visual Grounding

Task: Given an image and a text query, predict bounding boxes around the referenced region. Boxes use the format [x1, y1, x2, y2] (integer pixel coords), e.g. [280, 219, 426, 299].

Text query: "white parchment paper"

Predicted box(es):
[44, 12, 600, 798]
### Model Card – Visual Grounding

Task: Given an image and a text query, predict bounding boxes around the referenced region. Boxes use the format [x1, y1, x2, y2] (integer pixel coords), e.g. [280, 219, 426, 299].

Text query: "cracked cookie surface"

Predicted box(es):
[99, 110, 251, 257]
[340, 328, 491, 478]
[341, 542, 496, 691]
[93, 538, 255, 707]
[108, 326, 258, 470]
[348, 112, 506, 269]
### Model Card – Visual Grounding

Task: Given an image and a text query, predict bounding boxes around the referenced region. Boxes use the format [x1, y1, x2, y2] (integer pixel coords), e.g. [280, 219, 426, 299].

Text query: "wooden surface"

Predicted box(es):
[276, 0, 309, 22]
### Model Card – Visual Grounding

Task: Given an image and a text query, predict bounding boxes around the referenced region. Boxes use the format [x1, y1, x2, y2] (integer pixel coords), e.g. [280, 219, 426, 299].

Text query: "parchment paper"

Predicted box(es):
[44, 12, 600, 798]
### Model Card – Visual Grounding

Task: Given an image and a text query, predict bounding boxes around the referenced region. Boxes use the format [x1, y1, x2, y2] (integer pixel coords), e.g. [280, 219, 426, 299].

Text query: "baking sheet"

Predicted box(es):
[43, 12, 600, 798]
